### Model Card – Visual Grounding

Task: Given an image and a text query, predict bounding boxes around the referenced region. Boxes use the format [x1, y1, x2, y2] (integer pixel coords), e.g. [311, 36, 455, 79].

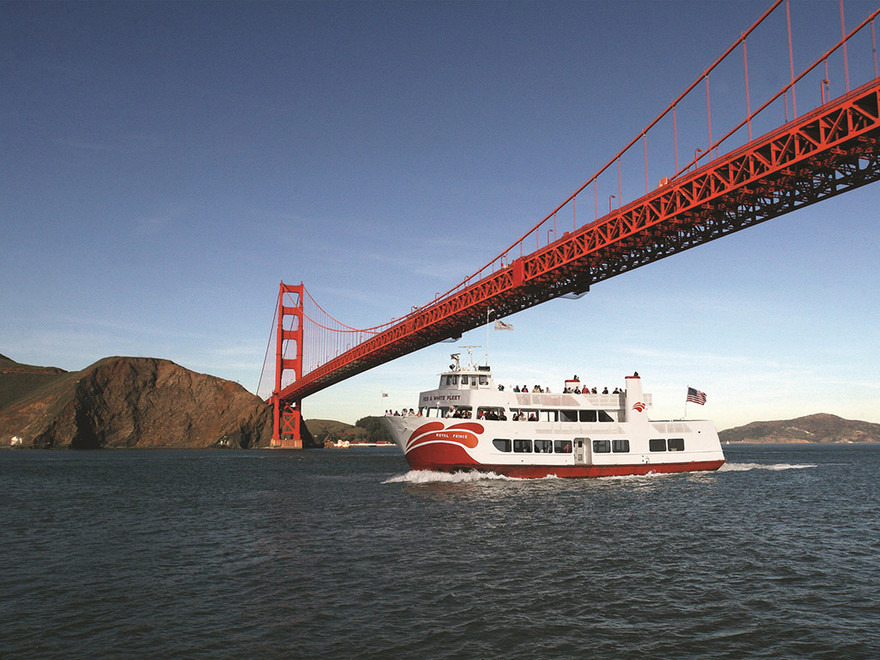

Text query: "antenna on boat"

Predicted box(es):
[459, 346, 480, 369]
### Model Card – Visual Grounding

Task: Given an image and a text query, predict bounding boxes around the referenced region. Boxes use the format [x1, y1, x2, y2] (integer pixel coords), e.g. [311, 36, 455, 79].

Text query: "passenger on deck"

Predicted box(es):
[602, 387, 609, 394]
[513, 385, 520, 392]
[573, 386, 581, 394]
[498, 411, 507, 421]
[528, 413, 537, 422]
[521, 385, 528, 392]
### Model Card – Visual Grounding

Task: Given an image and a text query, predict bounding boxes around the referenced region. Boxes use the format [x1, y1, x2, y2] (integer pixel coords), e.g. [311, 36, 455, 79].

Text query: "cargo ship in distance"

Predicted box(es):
[383, 352, 725, 478]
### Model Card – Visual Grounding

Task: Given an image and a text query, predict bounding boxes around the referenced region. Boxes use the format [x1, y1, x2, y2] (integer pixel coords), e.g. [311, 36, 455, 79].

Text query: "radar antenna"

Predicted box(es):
[458, 346, 480, 369]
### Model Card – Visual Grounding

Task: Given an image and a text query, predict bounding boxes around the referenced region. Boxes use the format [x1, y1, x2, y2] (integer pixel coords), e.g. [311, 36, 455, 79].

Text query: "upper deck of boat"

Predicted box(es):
[425, 364, 649, 412]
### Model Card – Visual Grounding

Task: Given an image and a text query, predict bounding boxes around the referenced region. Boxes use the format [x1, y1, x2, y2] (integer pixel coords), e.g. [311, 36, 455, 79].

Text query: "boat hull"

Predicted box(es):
[386, 417, 726, 479]
[403, 441, 724, 478]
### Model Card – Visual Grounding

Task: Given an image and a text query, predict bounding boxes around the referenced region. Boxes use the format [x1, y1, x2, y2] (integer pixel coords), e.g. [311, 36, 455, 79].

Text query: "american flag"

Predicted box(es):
[687, 387, 707, 405]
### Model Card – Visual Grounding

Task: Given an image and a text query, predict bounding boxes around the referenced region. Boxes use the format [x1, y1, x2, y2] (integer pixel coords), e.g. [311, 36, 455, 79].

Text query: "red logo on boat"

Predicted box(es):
[632, 401, 646, 412]
[405, 421, 483, 453]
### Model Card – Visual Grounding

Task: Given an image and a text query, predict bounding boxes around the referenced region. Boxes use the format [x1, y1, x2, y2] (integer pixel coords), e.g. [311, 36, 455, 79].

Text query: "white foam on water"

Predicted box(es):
[383, 469, 557, 484]
[720, 462, 817, 472]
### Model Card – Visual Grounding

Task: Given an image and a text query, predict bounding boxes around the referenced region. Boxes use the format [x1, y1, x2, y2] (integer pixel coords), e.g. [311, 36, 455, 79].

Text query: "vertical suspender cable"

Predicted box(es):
[840, 0, 850, 92]
[743, 36, 752, 142]
[787, 0, 797, 118]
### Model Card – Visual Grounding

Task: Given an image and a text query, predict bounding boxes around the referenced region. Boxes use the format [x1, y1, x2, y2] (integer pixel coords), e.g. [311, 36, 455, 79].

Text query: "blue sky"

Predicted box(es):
[3, 0, 879, 431]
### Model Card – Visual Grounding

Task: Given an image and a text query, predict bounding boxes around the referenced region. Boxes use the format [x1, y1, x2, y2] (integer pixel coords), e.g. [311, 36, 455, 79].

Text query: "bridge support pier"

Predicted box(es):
[272, 397, 302, 448]
[271, 281, 304, 449]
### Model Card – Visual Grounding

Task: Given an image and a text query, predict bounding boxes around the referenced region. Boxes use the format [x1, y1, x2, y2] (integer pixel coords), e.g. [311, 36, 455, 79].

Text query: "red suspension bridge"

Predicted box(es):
[259, 0, 880, 448]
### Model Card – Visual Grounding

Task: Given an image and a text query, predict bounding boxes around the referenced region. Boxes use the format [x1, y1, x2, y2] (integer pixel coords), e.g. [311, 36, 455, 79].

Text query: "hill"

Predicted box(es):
[720, 413, 880, 443]
[306, 416, 394, 447]
[1, 355, 273, 449]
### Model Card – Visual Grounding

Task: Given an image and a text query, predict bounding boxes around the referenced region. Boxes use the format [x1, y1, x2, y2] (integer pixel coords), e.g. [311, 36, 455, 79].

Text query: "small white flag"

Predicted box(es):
[494, 319, 514, 331]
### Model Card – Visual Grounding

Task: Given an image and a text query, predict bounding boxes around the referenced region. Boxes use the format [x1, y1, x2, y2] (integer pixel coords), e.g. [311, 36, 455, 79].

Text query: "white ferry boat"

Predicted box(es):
[384, 352, 725, 478]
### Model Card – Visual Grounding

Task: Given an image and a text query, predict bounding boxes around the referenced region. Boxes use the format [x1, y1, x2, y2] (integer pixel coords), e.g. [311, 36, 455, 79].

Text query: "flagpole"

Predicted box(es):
[485, 308, 493, 366]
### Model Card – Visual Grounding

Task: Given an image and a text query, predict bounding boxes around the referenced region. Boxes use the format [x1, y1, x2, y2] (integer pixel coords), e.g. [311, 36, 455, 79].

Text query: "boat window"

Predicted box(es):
[449, 406, 473, 419]
[554, 440, 572, 453]
[560, 410, 578, 422]
[513, 439, 532, 453]
[451, 375, 459, 385]
[493, 439, 511, 452]
[668, 438, 685, 451]
[649, 438, 667, 452]
[534, 439, 552, 453]
[477, 407, 506, 421]
[461, 375, 469, 385]
[579, 410, 597, 423]
[612, 439, 630, 453]
[593, 440, 611, 453]
[540, 410, 558, 422]
[479, 375, 488, 386]
[598, 410, 614, 422]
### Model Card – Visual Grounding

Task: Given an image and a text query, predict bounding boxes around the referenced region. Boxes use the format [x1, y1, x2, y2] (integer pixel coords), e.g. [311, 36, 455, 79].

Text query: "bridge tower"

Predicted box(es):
[271, 281, 303, 448]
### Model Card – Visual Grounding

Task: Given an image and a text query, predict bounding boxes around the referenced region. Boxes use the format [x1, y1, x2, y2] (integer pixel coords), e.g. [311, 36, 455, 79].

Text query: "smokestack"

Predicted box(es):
[625, 373, 648, 423]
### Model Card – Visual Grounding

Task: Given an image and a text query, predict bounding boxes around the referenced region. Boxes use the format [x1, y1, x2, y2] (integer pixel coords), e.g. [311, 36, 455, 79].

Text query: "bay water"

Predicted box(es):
[2, 444, 879, 658]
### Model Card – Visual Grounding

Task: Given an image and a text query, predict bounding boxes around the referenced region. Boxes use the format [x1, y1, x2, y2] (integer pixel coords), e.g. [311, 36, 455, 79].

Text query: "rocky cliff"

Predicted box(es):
[719, 413, 880, 443]
[0, 355, 273, 449]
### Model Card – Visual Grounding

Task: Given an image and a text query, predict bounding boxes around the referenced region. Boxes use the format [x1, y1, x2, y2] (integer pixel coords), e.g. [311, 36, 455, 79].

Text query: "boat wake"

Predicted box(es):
[383, 470, 685, 484]
[720, 462, 817, 472]
[383, 470, 519, 484]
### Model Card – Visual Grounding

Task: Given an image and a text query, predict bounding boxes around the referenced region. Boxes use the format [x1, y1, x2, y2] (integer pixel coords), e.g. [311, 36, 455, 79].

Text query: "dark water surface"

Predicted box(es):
[2, 444, 879, 658]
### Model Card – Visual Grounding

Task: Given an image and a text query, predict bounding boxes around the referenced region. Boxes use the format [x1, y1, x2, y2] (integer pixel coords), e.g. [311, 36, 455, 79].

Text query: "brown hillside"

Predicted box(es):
[720, 413, 880, 443]
[0, 356, 273, 449]
[0, 354, 68, 411]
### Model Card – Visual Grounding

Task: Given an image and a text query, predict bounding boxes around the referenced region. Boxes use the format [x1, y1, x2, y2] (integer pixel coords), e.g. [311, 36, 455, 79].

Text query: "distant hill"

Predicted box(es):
[1, 355, 273, 449]
[306, 416, 394, 447]
[720, 413, 880, 443]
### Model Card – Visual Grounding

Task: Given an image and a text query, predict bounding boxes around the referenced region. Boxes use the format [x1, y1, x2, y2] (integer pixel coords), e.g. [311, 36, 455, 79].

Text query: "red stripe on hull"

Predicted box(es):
[441, 459, 727, 479]
[404, 443, 725, 478]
